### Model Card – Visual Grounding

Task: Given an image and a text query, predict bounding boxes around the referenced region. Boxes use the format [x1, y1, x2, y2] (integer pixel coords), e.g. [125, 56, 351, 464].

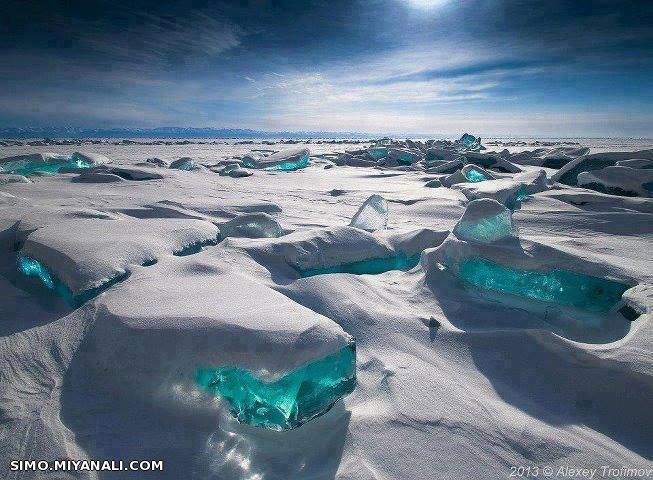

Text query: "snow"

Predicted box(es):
[577, 166, 653, 197]
[1, 137, 652, 480]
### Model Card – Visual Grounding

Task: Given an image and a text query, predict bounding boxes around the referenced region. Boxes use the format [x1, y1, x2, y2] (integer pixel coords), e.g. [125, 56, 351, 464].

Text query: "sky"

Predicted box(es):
[1, 0, 652, 136]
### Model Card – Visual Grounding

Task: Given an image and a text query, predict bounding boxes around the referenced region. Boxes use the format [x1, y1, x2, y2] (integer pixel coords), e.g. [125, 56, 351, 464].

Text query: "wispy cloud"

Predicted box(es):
[76, 11, 243, 67]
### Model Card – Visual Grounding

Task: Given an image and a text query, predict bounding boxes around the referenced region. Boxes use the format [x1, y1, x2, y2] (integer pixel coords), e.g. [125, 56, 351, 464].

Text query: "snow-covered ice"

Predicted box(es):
[1, 136, 652, 480]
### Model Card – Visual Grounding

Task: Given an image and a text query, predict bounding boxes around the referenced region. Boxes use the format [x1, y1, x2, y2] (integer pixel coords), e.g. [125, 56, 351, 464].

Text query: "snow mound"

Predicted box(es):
[616, 158, 653, 169]
[578, 166, 653, 197]
[88, 257, 353, 388]
[512, 169, 549, 194]
[94, 165, 166, 180]
[218, 164, 253, 177]
[169, 157, 196, 170]
[20, 218, 219, 295]
[0, 174, 30, 184]
[146, 157, 169, 167]
[453, 178, 528, 208]
[219, 213, 284, 239]
[552, 149, 653, 186]
[509, 146, 588, 168]
[463, 152, 521, 173]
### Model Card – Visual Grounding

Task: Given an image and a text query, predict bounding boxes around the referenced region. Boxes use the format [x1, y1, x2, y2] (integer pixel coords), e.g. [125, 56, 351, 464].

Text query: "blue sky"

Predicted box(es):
[1, 0, 652, 136]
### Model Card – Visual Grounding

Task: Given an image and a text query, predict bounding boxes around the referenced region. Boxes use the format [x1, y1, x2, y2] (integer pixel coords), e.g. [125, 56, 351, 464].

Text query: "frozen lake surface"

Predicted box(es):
[1, 136, 652, 480]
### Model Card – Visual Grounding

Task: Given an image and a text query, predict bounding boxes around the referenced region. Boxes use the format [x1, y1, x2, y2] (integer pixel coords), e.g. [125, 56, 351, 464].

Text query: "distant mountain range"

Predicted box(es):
[0, 127, 381, 139]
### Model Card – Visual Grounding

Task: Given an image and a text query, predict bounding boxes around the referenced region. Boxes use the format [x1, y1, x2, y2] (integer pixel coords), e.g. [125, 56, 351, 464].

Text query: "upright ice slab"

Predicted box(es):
[453, 199, 514, 243]
[196, 341, 356, 431]
[458, 257, 630, 313]
[349, 194, 389, 232]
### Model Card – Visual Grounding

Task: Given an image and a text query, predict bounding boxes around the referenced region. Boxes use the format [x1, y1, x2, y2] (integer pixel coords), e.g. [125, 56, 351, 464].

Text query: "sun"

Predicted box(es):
[403, 0, 449, 9]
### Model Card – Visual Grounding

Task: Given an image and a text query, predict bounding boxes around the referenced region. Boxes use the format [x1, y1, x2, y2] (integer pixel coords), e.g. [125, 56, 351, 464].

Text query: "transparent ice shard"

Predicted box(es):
[349, 194, 388, 232]
[453, 199, 513, 243]
[457, 257, 630, 313]
[196, 342, 356, 431]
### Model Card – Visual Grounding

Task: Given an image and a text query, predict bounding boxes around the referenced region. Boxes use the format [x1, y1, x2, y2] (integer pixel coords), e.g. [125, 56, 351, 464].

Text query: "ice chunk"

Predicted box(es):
[457, 257, 630, 313]
[388, 148, 421, 165]
[196, 342, 356, 431]
[299, 253, 420, 277]
[443, 165, 494, 187]
[243, 148, 310, 171]
[462, 165, 491, 182]
[616, 158, 653, 169]
[18, 256, 55, 289]
[0, 153, 94, 176]
[453, 199, 514, 243]
[146, 157, 169, 167]
[169, 157, 195, 170]
[70, 151, 111, 165]
[367, 146, 389, 160]
[464, 152, 521, 173]
[219, 164, 253, 177]
[426, 159, 464, 174]
[456, 133, 483, 151]
[219, 212, 283, 239]
[552, 150, 653, 186]
[349, 194, 388, 232]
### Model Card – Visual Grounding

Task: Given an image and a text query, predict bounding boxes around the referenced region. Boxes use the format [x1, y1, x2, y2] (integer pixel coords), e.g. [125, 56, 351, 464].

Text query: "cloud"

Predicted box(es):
[0, 0, 651, 135]
[67, 11, 242, 68]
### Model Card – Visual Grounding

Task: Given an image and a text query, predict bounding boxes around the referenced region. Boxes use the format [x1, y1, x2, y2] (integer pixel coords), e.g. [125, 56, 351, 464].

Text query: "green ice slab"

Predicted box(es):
[458, 257, 630, 313]
[18, 255, 128, 307]
[264, 154, 310, 171]
[463, 169, 488, 182]
[368, 147, 389, 160]
[454, 211, 513, 243]
[196, 342, 356, 431]
[0, 157, 91, 176]
[298, 253, 420, 277]
[244, 151, 310, 171]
